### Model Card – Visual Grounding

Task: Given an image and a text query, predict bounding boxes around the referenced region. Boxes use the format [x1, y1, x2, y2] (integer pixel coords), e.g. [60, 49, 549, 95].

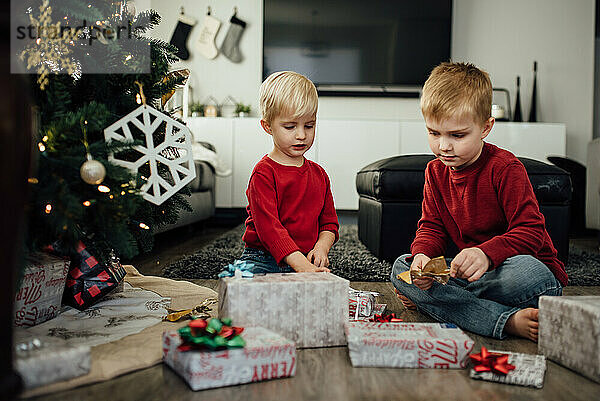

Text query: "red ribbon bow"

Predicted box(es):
[469, 346, 516, 375]
[369, 313, 403, 322]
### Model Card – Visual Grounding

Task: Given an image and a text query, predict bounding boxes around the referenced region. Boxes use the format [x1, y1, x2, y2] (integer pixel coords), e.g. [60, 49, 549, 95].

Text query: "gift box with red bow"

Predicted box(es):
[218, 272, 349, 348]
[13, 252, 70, 327]
[538, 295, 600, 383]
[163, 320, 296, 391]
[469, 347, 547, 388]
[345, 322, 474, 368]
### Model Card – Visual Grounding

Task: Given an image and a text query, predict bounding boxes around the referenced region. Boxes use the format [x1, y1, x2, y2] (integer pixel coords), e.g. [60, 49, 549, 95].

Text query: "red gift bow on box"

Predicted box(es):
[369, 313, 403, 322]
[177, 318, 245, 351]
[469, 346, 516, 375]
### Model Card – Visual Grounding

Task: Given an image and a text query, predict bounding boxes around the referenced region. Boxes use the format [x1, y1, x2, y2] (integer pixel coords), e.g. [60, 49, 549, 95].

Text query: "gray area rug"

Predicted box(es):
[163, 224, 600, 286]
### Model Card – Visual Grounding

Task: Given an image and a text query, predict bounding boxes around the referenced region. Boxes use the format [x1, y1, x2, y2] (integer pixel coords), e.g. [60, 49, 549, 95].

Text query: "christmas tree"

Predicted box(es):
[21, 0, 193, 264]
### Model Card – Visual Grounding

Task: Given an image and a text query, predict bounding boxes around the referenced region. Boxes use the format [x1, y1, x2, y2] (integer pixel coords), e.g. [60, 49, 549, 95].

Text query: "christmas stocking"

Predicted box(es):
[220, 13, 247, 63]
[169, 12, 197, 61]
[196, 14, 222, 59]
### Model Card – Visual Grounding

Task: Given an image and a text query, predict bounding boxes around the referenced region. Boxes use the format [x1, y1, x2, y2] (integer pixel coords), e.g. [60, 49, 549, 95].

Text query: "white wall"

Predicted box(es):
[595, 37, 600, 139]
[146, 0, 263, 116]
[145, 0, 595, 165]
[452, 0, 595, 165]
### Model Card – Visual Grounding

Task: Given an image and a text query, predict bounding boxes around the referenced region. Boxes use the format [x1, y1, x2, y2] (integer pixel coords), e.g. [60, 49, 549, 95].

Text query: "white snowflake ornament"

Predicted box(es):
[104, 105, 196, 205]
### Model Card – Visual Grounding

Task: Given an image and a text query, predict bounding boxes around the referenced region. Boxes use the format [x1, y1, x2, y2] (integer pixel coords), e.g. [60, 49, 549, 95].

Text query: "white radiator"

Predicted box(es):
[586, 138, 600, 229]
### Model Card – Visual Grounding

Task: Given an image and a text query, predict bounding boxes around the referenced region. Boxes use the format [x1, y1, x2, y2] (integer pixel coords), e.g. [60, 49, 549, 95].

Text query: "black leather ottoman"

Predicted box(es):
[356, 155, 572, 264]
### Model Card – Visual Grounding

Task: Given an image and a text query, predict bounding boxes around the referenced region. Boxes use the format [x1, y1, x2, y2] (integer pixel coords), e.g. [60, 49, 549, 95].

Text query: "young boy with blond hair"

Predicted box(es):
[391, 62, 567, 341]
[238, 71, 339, 273]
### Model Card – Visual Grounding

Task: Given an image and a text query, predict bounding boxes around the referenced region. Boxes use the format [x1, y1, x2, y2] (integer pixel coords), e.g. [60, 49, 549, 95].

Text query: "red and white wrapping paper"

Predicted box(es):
[14, 253, 70, 327]
[349, 288, 378, 320]
[162, 326, 296, 391]
[218, 273, 349, 348]
[345, 322, 474, 368]
[539, 295, 600, 383]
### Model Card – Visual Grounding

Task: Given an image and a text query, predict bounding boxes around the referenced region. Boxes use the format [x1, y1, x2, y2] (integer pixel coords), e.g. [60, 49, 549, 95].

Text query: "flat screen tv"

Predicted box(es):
[263, 0, 452, 95]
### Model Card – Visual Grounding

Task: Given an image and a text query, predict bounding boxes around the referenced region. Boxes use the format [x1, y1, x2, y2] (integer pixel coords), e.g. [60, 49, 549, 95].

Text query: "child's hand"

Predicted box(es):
[284, 251, 330, 273]
[307, 245, 330, 268]
[411, 253, 433, 290]
[450, 247, 490, 282]
[294, 263, 330, 273]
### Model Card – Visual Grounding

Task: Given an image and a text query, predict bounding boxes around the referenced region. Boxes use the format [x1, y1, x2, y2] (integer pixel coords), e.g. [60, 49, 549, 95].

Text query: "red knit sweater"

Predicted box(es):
[242, 156, 339, 263]
[411, 143, 568, 286]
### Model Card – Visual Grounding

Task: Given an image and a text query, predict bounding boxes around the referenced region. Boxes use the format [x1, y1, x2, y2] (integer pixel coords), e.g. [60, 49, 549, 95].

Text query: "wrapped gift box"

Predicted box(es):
[163, 326, 296, 391]
[345, 322, 474, 368]
[218, 273, 349, 348]
[539, 295, 600, 383]
[470, 350, 547, 388]
[14, 253, 70, 327]
[13, 337, 91, 389]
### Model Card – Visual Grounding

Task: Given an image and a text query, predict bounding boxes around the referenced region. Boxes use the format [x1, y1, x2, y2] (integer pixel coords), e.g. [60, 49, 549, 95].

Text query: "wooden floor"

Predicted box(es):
[29, 280, 600, 401]
[28, 219, 600, 400]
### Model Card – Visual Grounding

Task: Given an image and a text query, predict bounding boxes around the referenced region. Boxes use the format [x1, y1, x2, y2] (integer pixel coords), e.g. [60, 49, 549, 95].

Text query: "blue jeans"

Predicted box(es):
[237, 247, 294, 274]
[390, 254, 562, 339]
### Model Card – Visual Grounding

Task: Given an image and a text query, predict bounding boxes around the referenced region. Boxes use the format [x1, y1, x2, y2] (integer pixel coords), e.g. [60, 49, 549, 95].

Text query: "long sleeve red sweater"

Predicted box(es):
[411, 142, 567, 286]
[242, 156, 339, 264]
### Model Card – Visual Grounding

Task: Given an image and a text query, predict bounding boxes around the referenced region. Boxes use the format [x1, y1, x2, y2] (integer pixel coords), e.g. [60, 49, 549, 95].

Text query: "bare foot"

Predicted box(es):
[504, 308, 539, 342]
[395, 288, 417, 310]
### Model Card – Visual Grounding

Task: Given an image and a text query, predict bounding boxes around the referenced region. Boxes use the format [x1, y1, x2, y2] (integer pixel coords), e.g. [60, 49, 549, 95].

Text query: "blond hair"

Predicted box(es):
[420, 62, 492, 125]
[260, 71, 318, 123]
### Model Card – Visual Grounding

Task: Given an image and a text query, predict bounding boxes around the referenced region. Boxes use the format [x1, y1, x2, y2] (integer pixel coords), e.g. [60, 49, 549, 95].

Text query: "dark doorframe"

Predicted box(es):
[0, 2, 33, 398]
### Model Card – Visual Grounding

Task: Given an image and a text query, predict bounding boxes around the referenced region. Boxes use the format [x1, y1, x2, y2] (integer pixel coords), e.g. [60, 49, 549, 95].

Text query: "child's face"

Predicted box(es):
[425, 114, 494, 170]
[261, 112, 316, 166]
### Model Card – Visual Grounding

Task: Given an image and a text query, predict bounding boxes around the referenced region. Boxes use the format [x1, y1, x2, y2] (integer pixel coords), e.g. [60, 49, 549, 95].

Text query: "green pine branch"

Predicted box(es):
[25, 3, 195, 263]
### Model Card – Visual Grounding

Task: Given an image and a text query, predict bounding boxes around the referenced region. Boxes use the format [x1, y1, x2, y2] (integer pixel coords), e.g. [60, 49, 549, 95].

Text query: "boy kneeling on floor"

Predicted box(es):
[238, 71, 339, 274]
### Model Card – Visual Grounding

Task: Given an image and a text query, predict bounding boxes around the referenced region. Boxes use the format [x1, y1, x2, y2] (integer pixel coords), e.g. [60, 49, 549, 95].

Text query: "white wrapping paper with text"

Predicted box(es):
[162, 326, 296, 391]
[345, 322, 474, 368]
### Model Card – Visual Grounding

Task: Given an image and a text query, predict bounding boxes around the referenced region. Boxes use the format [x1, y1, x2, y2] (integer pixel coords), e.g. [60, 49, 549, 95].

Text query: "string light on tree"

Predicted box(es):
[45, 204, 52, 214]
[98, 185, 110, 193]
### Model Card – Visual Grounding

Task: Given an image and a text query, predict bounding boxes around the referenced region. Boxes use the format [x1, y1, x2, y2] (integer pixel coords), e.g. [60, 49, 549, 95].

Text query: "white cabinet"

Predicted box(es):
[397, 120, 567, 161]
[186, 117, 567, 210]
[486, 123, 566, 161]
[231, 119, 271, 208]
[317, 120, 401, 209]
[185, 118, 234, 207]
[399, 121, 430, 154]
[232, 118, 319, 208]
